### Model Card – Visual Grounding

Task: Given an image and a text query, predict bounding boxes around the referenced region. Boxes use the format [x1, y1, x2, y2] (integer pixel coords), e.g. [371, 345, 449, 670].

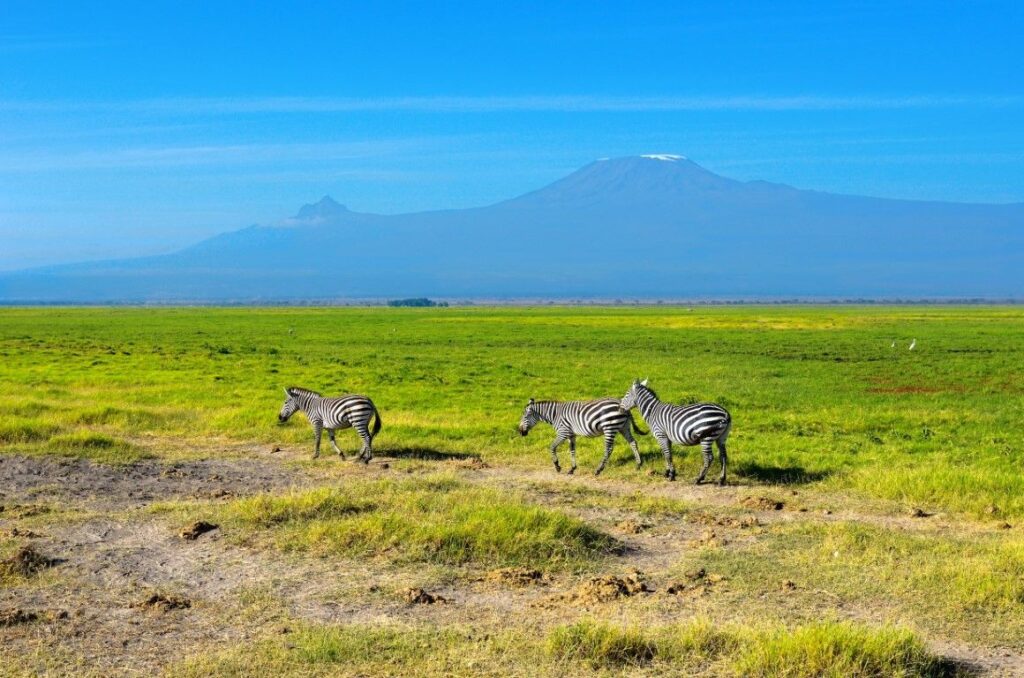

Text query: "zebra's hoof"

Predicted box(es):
[568, 467, 577, 475]
[717, 479, 727, 486]
[553, 466, 561, 474]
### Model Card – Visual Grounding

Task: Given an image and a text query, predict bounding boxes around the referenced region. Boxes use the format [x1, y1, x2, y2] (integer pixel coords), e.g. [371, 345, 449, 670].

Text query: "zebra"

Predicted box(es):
[278, 386, 382, 462]
[518, 398, 648, 475]
[620, 379, 731, 484]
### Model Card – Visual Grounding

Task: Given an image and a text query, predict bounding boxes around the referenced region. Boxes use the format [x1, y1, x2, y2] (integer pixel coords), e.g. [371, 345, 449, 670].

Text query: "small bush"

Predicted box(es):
[0, 420, 59, 444]
[546, 620, 656, 667]
[734, 621, 944, 678]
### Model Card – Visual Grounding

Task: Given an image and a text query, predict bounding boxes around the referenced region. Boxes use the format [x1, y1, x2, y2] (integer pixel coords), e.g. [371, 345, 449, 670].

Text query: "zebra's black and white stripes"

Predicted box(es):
[278, 386, 382, 462]
[518, 398, 647, 475]
[620, 379, 731, 484]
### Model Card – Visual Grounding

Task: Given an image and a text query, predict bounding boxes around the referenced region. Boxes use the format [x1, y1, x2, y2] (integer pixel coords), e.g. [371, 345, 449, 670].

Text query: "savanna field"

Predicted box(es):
[2, 306, 1023, 676]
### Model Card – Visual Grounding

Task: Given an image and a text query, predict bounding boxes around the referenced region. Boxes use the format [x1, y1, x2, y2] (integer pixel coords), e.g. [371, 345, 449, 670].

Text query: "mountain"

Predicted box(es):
[1, 155, 1022, 301]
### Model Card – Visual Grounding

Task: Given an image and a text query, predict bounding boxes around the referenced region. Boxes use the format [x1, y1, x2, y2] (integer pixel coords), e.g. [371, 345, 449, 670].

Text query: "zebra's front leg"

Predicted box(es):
[594, 430, 616, 476]
[311, 421, 323, 459]
[328, 430, 345, 459]
[549, 435, 567, 473]
[695, 439, 714, 484]
[658, 435, 676, 481]
[567, 436, 578, 475]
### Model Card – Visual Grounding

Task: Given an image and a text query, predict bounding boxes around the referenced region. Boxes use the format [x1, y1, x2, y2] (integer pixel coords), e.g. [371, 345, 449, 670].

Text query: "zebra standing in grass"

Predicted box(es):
[518, 398, 648, 475]
[620, 379, 731, 484]
[278, 387, 382, 462]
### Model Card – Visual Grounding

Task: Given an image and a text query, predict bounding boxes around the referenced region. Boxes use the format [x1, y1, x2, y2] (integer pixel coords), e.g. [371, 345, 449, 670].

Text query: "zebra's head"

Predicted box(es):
[518, 399, 540, 436]
[278, 388, 300, 423]
[620, 378, 649, 410]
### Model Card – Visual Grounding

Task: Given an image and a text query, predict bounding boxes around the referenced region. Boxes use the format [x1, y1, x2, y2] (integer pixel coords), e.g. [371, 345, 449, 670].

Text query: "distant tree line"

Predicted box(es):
[386, 298, 449, 307]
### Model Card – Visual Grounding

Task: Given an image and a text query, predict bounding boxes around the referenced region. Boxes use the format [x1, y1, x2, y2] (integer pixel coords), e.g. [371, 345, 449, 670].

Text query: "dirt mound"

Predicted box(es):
[0, 609, 38, 626]
[133, 593, 191, 613]
[665, 568, 727, 597]
[0, 608, 66, 626]
[687, 529, 727, 548]
[179, 521, 218, 540]
[740, 496, 785, 511]
[485, 567, 550, 587]
[451, 457, 489, 470]
[402, 587, 447, 604]
[1, 546, 58, 577]
[689, 512, 759, 529]
[2, 527, 44, 539]
[616, 520, 650, 534]
[542, 572, 652, 606]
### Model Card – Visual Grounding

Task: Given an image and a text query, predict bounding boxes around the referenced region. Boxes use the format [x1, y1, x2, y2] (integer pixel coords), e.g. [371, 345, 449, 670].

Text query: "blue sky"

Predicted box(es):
[1, 1, 1021, 270]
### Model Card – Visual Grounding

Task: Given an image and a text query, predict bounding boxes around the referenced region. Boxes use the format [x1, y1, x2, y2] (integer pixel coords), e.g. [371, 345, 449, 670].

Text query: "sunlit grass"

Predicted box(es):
[1, 305, 1023, 518]
[167, 473, 619, 569]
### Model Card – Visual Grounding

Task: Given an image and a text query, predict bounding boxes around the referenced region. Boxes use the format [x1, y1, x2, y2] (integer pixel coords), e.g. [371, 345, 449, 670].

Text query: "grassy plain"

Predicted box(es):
[1, 305, 1022, 675]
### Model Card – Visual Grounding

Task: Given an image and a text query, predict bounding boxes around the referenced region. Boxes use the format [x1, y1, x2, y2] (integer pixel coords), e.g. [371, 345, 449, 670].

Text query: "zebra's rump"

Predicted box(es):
[320, 394, 376, 429]
[665, 402, 731, 445]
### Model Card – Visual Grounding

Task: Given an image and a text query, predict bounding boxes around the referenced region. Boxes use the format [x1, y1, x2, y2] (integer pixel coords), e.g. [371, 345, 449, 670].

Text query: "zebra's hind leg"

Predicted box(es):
[695, 439, 714, 484]
[328, 430, 345, 459]
[549, 435, 566, 473]
[716, 437, 728, 486]
[622, 426, 643, 468]
[357, 425, 373, 464]
[567, 436, 577, 475]
[594, 430, 616, 476]
[658, 436, 676, 481]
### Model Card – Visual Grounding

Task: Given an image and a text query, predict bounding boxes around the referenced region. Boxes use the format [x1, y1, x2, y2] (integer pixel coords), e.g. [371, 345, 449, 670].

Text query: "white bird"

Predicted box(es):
[890, 340, 896, 348]
[909, 339, 916, 350]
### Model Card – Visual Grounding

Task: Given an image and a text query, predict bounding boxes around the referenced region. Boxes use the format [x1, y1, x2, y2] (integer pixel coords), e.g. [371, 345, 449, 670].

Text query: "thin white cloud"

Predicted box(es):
[0, 137, 466, 172]
[1, 94, 1021, 115]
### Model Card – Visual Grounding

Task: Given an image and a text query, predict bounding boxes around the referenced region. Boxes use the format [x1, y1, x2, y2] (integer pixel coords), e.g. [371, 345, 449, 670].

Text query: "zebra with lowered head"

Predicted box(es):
[278, 386, 382, 462]
[620, 379, 732, 484]
[518, 398, 647, 475]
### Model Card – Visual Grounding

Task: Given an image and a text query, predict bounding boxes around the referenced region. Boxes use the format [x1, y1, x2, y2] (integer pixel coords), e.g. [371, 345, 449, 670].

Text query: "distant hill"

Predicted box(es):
[1, 155, 1021, 301]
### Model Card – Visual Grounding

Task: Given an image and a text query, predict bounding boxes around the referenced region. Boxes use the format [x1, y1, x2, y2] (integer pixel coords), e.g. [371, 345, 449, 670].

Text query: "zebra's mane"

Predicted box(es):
[638, 383, 660, 400]
[287, 386, 322, 398]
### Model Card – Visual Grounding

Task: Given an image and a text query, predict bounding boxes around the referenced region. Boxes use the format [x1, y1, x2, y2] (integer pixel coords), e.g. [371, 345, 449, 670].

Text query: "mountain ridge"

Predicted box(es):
[1, 156, 1021, 301]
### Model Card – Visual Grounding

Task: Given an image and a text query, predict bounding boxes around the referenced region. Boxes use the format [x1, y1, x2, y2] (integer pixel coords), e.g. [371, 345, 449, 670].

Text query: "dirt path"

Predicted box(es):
[2, 450, 1022, 676]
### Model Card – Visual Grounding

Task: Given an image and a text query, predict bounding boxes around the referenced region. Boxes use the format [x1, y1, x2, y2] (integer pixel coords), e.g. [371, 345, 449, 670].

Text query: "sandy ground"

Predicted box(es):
[1, 450, 1022, 677]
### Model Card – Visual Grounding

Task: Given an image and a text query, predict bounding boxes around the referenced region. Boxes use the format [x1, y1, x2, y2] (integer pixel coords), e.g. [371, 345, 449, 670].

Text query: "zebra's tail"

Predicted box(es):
[370, 406, 382, 439]
[628, 411, 649, 436]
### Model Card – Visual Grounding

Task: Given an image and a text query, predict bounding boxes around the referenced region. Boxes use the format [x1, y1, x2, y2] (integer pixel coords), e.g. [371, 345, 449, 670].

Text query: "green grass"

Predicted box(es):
[679, 519, 1024, 645]
[169, 473, 618, 569]
[172, 618, 949, 677]
[2, 305, 1022, 520]
[547, 618, 950, 677]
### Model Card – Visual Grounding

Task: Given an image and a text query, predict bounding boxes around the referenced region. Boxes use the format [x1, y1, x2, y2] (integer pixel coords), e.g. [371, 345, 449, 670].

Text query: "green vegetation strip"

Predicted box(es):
[170, 618, 950, 677]
[181, 473, 618, 568]
[2, 306, 1023, 517]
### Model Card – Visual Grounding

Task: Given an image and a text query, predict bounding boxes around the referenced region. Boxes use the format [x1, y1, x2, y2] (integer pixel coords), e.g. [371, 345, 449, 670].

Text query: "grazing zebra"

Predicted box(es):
[620, 379, 731, 484]
[278, 387, 382, 462]
[518, 398, 648, 475]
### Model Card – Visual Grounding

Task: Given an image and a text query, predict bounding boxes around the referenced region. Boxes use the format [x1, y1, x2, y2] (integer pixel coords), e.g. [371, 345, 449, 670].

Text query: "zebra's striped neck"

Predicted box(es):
[532, 401, 561, 424]
[289, 389, 322, 412]
[635, 386, 660, 419]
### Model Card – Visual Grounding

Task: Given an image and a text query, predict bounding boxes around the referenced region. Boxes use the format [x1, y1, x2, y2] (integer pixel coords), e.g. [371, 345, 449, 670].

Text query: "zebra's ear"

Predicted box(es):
[640, 378, 649, 387]
[283, 387, 291, 398]
[528, 397, 535, 404]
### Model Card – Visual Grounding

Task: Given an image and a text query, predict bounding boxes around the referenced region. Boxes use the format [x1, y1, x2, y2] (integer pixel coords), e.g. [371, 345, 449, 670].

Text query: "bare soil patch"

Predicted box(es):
[0, 454, 304, 509]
